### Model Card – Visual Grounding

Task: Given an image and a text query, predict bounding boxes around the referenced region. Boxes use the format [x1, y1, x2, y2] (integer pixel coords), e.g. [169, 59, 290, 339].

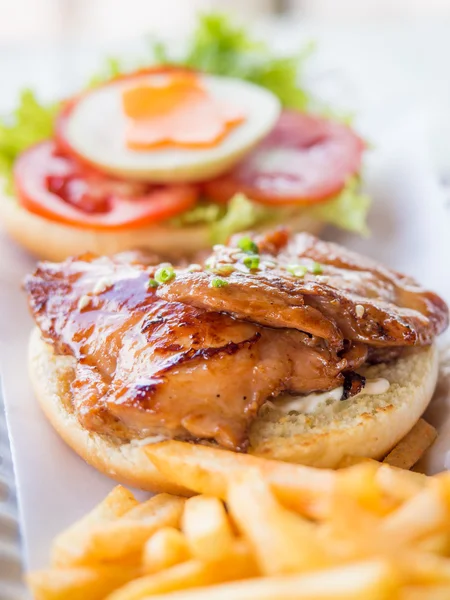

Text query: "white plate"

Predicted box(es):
[0, 387, 26, 599]
[1, 114, 450, 576]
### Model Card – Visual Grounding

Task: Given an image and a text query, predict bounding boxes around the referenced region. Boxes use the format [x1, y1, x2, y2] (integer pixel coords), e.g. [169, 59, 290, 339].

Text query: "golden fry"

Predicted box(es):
[381, 483, 448, 545]
[182, 495, 235, 562]
[54, 494, 185, 566]
[145, 441, 335, 517]
[383, 420, 437, 470]
[107, 541, 257, 600]
[227, 471, 326, 575]
[129, 560, 399, 600]
[142, 527, 190, 573]
[51, 486, 138, 567]
[26, 565, 139, 600]
[400, 585, 450, 600]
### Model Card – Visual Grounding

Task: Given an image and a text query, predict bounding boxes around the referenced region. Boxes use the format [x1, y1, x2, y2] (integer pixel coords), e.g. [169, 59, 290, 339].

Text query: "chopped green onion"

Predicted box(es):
[287, 264, 308, 278]
[147, 278, 159, 289]
[310, 261, 323, 275]
[210, 277, 229, 288]
[243, 255, 260, 270]
[237, 236, 258, 254]
[155, 266, 175, 284]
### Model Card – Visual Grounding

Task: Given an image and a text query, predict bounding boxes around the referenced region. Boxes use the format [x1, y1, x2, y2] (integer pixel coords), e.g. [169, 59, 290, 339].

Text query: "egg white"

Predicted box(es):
[64, 73, 281, 183]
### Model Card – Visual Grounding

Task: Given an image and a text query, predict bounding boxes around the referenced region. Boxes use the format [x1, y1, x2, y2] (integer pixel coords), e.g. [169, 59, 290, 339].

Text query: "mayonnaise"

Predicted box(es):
[131, 434, 168, 447]
[274, 377, 390, 415]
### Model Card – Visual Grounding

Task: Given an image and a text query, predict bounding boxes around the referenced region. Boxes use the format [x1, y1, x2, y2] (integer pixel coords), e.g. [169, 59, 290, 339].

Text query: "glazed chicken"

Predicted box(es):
[159, 230, 448, 349]
[25, 230, 448, 451]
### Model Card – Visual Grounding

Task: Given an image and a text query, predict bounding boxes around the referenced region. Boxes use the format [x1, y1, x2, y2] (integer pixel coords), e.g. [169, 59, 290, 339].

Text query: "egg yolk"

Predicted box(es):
[122, 74, 246, 150]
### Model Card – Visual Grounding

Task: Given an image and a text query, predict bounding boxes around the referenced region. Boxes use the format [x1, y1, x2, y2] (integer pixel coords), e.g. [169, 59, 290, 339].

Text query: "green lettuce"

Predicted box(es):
[0, 90, 58, 194]
[176, 178, 370, 243]
[152, 12, 312, 111]
[170, 202, 223, 226]
[308, 177, 370, 236]
[209, 194, 274, 242]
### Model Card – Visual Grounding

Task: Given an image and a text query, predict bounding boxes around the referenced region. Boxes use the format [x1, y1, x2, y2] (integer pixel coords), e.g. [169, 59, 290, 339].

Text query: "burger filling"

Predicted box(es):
[24, 229, 448, 451]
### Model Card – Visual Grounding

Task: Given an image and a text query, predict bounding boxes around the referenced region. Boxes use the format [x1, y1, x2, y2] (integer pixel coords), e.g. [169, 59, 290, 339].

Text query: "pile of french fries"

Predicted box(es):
[27, 422, 449, 600]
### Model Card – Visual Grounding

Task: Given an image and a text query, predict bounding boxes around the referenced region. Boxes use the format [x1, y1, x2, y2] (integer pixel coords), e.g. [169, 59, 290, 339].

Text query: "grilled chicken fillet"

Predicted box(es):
[25, 253, 365, 450]
[25, 230, 448, 452]
[158, 231, 448, 349]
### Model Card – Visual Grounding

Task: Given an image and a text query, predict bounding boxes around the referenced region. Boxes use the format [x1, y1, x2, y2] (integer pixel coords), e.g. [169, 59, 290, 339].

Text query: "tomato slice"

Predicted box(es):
[14, 141, 199, 230]
[203, 111, 365, 206]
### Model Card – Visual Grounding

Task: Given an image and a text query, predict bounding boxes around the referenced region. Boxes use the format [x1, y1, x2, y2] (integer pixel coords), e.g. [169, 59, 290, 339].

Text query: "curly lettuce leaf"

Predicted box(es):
[170, 201, 223, 226]
[172, 179, 370, 243]
[209, 193, 274, 242]
[0, 90, 58, 194]
[152, 12, 312, 111]
[308, 177, 370, 236]
[87, 57, 123, 88]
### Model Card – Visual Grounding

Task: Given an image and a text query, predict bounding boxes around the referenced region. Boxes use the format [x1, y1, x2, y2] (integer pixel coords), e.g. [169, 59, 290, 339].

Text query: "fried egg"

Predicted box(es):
[62, 72, 281, 183]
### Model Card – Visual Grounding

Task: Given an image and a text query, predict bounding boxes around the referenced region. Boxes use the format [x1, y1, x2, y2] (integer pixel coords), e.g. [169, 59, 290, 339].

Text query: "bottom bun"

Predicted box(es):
[250, 345, 439, 467]
[29, 327, 438, 491]
[0, 195, 323, 262]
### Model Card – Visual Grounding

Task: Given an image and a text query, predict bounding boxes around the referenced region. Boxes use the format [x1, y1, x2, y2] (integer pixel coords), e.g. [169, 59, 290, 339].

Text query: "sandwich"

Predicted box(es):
[24, 228, 448, 492]
[1, 14, 369, 262]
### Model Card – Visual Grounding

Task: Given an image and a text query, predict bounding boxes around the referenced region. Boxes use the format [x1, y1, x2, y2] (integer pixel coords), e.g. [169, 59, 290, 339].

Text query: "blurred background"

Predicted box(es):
[1, 0, 450, 171]
[1, 0, 450, 41]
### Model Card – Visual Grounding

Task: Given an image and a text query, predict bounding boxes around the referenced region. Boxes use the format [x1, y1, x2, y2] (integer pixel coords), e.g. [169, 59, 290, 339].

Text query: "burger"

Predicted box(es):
[24, 228, 448, 492]
[1, 14, 368, 262]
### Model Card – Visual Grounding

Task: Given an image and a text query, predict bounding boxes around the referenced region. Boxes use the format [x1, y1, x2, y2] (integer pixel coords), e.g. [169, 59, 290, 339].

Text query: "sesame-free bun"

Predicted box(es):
[29, 327, 438, 491]
[0, 193, 323, 262]
[250, 344, 439, 467]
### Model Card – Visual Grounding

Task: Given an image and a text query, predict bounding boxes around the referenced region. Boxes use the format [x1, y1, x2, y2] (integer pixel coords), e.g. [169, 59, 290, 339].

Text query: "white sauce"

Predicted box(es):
[131, 434, 168, 447]
[77, 295, 91, 310]
[275, 377, 390, 415]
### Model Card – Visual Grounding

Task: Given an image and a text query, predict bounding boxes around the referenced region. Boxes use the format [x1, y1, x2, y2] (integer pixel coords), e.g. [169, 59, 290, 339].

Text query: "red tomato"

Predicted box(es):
[14, 141, 198, 230]
[203, 111, 365, 206]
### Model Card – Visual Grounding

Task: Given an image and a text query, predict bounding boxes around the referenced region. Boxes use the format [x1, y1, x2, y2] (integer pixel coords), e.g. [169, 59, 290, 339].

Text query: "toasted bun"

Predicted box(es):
[0, 195, 323, 262]
[29, 327, 439, 490]
[249, 345, 439, 467]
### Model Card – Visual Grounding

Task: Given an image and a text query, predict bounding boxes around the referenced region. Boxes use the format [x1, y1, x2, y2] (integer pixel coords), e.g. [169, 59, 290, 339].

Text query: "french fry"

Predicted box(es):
[338, 457, 427, 500]
[145, 441, 335, 517]
[26, 565, 139, 600]
[181, 495, 235, 562]
[400, 585, 450, 600]
[28, 444, 450, 600]
[51, 486, 139, 567]
[375, 463, 428, 500]
[334, 462, 389, 515]
[383, 420, 437, 470]
[142, 527, 190, 573]
[54, 494, 185, 566]
[397, 552, 450, 585]
[381, 482, 449, 545]
[227, 471, 326, 575]
[106, 541, 257, 600]
[129, 560, 399, 600]
[415, 533, 450, 556]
